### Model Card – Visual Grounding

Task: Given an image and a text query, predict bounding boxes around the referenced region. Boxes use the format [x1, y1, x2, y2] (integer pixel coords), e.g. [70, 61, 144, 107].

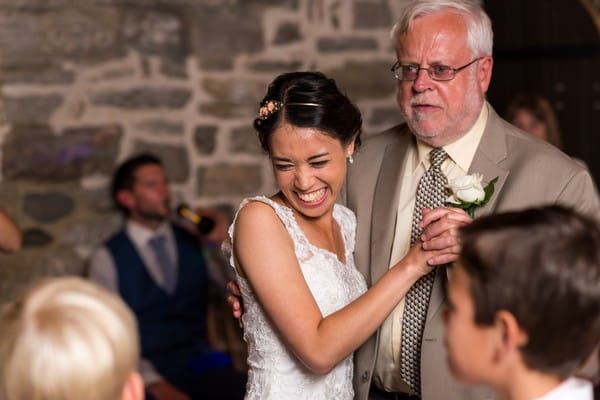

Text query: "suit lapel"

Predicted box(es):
[370, 131, 412, 284]
[469, 107, 510, 217]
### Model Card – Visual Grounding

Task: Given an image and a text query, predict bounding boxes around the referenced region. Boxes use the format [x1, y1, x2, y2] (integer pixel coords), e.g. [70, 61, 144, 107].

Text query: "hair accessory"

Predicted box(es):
[258, 100, 321, 120]
[258, 100, 283, 120]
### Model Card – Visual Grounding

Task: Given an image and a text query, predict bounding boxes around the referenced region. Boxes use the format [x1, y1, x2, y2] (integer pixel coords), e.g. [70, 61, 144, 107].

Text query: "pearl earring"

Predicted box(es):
[347, 155, 354, 165]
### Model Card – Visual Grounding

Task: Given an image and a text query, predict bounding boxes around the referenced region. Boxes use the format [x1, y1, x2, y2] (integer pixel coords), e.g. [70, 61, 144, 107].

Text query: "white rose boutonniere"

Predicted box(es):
[446, 173, 499, 217]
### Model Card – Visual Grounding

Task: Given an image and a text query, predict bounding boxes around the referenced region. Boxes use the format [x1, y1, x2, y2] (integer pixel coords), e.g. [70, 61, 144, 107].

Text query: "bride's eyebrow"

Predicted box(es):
[307, 152, 330, 161]
[272, 152, 330, 163]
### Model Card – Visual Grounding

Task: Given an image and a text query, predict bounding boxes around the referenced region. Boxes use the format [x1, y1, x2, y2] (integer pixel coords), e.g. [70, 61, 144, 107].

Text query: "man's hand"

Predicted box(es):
[418, 207, 472, 265]
[146, 380, 190, 400]
[226, 281, 244, 328]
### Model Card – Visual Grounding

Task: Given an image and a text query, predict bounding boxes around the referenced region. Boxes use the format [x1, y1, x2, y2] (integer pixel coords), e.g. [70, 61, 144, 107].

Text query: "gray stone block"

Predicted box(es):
[231, 126, 262, 155]
[0, 66, 75, 85]
[197, 164, 262, 196]
[3, 94, 63, 124]
[2, 124, 122, 181]
[194, 125, 218, 155]
[123, 9, 184, 57]
[353, 1, 392, 29]
[274, 21, 302, 45]
[23, 191, 75, 222]
[0, 8, 124, 67]
[189, 4, 264, 69]
[132, 141, 189, 183]
[22, 227, 53, 247]
[199, 78, 265, 118]
[136, 119, 184, 135]
[248, 60, 303, 72]
[317, 37, 378, 52]
[325, 60, 396, 100]
[92, 87, 192, 109]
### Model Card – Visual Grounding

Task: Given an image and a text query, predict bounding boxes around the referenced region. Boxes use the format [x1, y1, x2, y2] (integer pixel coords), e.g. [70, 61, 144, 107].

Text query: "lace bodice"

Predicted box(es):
[224, 196, 368, 399]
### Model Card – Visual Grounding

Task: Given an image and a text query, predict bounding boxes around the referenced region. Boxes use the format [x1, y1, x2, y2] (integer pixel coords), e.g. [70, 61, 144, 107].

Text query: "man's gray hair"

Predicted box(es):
[391, 0, 493, 58]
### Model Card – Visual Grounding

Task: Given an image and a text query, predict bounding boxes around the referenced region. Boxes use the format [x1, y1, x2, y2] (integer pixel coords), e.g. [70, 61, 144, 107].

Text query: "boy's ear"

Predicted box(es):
[120, 371, 144, 400]
[492, 310, 528, 363]
[116, 190, 135, 210]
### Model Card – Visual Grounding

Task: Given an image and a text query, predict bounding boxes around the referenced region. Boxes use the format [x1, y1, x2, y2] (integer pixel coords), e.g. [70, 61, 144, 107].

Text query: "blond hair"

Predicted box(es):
[0, 277, 139, 400]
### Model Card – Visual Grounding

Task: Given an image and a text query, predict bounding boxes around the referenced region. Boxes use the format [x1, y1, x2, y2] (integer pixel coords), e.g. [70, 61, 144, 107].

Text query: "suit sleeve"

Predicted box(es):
[556, 168, 600, 222]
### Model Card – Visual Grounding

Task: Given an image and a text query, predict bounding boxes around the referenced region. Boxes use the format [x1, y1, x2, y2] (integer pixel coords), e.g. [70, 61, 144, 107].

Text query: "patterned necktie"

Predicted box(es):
[400, 147, 449, 395]
[148, 234, 177, 293]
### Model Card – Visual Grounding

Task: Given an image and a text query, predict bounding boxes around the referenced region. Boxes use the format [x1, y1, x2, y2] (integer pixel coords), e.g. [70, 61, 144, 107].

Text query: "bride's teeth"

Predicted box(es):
[298, 188, 325, 202]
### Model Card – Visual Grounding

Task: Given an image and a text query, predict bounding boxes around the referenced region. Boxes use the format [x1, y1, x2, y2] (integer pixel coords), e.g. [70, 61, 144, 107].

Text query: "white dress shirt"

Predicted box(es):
[534, 377, 593, 400]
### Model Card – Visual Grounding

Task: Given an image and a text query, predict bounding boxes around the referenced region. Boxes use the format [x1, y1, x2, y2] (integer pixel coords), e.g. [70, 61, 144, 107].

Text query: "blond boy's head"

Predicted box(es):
[0, 277, 143, 400]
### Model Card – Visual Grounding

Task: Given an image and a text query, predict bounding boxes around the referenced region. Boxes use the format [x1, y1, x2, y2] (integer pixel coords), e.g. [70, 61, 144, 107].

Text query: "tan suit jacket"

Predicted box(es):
[345, 106, 599, 400]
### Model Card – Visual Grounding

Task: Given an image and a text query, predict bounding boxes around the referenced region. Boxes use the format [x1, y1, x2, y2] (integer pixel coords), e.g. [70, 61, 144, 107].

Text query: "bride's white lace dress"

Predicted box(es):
[224, 196, 368, 399]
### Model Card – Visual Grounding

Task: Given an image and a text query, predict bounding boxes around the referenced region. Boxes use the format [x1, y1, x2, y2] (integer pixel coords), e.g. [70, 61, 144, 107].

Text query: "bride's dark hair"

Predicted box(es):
[254, 71, 362, 153]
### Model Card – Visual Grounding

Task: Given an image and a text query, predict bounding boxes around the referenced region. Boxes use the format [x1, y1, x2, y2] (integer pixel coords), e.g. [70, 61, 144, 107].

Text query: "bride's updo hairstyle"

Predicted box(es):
[254, 71, 362, 153]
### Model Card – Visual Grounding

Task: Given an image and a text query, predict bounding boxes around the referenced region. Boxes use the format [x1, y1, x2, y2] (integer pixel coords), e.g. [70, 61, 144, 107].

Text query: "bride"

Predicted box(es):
[224, 71, 465, 399]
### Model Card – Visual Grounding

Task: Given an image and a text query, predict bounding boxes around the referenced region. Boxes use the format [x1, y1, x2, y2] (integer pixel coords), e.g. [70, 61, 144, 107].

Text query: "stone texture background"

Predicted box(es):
[0, 0, 412, 301]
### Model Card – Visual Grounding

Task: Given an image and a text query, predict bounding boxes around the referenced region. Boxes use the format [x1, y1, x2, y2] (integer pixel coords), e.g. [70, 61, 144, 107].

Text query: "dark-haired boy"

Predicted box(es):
[445, 206, 600, 400]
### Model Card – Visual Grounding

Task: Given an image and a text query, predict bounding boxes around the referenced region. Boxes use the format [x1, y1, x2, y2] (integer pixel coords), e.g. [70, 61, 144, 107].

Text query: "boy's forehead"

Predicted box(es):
[448, 263, 470, 299]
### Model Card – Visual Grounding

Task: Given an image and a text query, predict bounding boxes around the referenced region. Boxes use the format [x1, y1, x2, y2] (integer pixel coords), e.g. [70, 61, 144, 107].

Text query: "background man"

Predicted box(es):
[346, 1, 599, 400]
[89, 153, 245, 400]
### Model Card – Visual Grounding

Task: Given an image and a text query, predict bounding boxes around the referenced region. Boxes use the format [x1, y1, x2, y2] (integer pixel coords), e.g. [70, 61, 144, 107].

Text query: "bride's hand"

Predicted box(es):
[398, 240, 437, 279]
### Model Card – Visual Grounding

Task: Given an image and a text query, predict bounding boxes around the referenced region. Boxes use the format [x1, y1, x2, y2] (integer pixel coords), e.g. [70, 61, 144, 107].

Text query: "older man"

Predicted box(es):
[346, 1, 599, 400]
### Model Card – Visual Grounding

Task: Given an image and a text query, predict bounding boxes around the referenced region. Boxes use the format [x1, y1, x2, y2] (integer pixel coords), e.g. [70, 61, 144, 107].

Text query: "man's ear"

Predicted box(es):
[477, 55, 494, 94]
[116, 190, 135, 211]
[492, 310, 528, 364]
[120, 371, 144, 400]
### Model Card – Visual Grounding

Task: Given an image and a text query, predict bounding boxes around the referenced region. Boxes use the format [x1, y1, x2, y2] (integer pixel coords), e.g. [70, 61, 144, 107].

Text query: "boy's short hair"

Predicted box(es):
[459, 205, 600, 378]
[0, 277, 139, 400]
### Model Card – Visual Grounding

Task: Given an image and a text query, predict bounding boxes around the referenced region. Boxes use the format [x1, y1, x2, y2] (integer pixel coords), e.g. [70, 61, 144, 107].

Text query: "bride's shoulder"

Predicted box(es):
[235, 198, 283, 233]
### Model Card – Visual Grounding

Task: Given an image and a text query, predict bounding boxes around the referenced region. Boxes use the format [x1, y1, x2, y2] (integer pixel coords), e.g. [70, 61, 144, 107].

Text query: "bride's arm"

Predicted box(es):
[234, 201, 440, 374]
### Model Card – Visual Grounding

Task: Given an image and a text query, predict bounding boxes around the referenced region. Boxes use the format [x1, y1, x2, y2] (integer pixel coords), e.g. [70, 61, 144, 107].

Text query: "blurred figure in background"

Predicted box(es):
[0, 277, 143, 400]
[506, 93, 598, 195]
[89, 153, 245, 400]
[506, 93, 562, 148]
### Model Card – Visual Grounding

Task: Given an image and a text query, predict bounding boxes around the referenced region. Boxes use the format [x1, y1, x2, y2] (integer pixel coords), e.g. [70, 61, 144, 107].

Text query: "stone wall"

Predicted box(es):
[0, 0, 409, 301]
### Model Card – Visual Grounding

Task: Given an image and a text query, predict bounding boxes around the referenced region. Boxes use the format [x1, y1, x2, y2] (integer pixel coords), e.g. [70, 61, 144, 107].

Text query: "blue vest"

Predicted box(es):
[106, 224, 208, 367]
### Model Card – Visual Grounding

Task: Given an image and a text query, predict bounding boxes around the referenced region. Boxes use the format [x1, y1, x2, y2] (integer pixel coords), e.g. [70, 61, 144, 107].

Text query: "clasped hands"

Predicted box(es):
[226, 206, 471, 326]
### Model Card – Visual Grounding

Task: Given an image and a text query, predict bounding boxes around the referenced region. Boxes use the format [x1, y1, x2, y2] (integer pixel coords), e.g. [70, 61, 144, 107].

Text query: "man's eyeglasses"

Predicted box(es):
[390, 57, 484, 81]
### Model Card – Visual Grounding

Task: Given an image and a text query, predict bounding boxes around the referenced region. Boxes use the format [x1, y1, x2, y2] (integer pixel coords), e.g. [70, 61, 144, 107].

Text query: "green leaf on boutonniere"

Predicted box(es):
[481, 176, 499, 205]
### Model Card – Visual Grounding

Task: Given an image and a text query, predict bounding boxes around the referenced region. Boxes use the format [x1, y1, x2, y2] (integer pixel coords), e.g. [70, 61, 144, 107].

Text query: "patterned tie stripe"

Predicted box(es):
[400, 147, 449, 395]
